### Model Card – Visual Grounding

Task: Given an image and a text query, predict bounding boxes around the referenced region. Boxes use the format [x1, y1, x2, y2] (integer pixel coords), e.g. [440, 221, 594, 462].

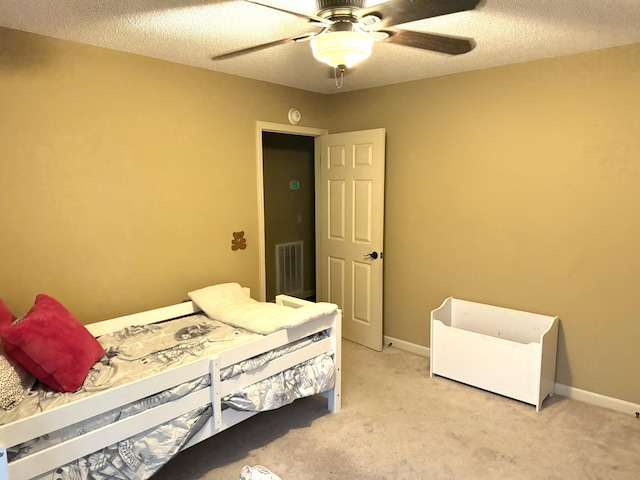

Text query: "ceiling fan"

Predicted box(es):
[211, 0, 481, 70]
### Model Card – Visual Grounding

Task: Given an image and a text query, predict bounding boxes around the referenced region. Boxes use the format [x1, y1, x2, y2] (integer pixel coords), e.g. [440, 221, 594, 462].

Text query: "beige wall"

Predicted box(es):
[2, 25, 639, 404]
[0, 27, 327, 322]
[325, 43, 640, 404]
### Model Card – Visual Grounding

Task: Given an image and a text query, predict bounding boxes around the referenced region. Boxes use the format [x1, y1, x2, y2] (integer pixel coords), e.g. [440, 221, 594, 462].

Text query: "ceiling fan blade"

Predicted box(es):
[244, 0, 333, 25]
[383, 28, 475, 55]
[211, 33, 316, 61]
[361, 0, 481, 28]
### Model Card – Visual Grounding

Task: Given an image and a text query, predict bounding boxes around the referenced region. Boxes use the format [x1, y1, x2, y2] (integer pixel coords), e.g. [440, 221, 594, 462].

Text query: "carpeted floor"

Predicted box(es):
[154, 340, 640, 479]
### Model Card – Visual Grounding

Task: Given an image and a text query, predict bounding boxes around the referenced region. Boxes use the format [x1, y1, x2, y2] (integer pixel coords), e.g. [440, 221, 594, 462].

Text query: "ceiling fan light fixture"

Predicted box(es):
[310, 30, 374, 68]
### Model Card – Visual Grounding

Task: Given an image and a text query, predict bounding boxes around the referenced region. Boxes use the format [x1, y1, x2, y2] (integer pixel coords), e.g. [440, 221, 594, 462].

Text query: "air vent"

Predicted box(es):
[276, 241, 304, 296]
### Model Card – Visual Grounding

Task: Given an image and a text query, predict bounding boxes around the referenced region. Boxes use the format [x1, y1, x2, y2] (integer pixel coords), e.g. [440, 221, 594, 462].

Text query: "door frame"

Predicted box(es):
[255, 121, 328, 301]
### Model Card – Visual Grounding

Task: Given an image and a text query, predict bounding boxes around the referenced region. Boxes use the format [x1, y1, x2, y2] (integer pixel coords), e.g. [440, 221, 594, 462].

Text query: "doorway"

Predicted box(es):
[256, 122, 386, 351]
[255, 122, 328, 303]
[262, 132, 315, 302]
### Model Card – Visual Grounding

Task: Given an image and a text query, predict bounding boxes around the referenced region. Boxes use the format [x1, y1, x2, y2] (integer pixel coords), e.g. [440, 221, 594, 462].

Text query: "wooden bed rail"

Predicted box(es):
[0, 446, 7, 480]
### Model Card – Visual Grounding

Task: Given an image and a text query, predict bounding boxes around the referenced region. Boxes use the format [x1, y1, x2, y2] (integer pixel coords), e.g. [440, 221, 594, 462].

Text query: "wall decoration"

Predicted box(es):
[231, 231, 247, 251]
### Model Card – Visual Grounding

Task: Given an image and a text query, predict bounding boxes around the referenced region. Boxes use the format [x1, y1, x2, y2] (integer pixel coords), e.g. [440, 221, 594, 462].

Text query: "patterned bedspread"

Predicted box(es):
[0, 313, 259, 426]
[2, 313, 335, 479]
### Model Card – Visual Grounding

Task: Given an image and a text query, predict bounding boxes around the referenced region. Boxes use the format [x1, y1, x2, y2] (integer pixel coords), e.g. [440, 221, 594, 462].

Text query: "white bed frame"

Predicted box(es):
[0, 293, 342, 480]
[430, 297, 558, 411]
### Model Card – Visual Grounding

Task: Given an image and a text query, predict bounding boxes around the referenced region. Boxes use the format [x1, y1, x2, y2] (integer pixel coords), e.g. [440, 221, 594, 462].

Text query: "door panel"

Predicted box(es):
[328, 180, 345, 239]
[318, 128, 385, 351]
[353, 180, 372, 243]
[353, 261, 371, 323]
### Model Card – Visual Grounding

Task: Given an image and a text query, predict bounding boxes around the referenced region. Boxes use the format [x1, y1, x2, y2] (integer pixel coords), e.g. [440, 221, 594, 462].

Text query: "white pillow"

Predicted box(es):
[189, 282, 256, 318]
[188, 283, 337, 335]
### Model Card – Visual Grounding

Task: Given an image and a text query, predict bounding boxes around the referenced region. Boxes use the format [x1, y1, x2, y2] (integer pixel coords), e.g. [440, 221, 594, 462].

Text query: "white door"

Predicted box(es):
[317, 128, 385, 351]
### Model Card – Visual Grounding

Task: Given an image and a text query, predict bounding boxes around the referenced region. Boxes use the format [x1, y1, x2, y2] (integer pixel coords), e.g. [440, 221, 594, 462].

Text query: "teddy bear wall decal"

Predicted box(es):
[231, 231, 247, 251]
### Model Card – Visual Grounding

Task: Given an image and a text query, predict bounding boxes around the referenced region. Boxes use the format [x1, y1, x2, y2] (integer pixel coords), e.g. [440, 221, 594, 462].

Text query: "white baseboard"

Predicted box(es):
[383, 336, 430, 357]
[553, 383, 640, 416]
[385, 336, 639, 417]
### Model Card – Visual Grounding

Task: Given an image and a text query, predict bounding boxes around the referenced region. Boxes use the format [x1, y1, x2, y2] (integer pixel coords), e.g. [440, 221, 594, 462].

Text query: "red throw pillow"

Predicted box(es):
[0, 294, 105, 392]
[0, 298, 15, 327]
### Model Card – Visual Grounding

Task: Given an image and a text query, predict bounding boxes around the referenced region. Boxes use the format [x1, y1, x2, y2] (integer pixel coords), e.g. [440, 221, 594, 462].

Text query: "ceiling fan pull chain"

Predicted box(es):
[334, 65, 345, 89]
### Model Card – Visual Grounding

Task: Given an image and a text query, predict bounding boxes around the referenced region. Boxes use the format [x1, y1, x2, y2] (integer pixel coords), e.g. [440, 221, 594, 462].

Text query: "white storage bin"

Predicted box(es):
[430, 297, 559, 411]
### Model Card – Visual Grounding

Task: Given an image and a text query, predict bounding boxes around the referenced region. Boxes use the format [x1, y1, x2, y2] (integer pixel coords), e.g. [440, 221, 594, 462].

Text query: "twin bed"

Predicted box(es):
[0, 284, 342, 479]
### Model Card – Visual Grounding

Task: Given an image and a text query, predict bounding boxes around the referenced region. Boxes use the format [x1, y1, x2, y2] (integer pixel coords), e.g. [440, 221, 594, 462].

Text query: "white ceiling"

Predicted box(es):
[1, 0, 640, 95]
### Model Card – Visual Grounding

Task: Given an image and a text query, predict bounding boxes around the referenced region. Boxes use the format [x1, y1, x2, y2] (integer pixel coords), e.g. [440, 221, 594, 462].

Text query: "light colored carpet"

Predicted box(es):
[154, 340, 640, 479]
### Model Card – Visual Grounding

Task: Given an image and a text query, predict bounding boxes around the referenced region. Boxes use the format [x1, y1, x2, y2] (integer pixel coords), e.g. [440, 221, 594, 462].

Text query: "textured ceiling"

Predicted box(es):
[1, 0, 640, 94]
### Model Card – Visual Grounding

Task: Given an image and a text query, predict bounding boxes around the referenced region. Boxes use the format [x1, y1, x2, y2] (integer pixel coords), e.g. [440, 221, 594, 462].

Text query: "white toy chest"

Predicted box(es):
[430, 297, 559, 411]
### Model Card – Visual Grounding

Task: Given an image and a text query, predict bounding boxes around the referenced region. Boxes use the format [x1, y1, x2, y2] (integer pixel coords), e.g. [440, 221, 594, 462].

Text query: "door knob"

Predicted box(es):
[364, 251, 379, 260]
